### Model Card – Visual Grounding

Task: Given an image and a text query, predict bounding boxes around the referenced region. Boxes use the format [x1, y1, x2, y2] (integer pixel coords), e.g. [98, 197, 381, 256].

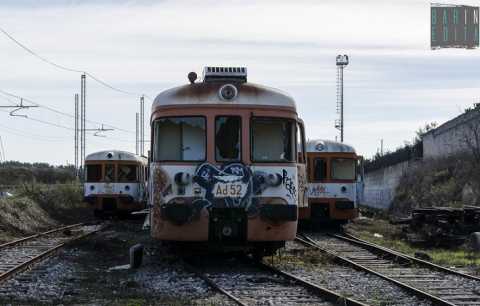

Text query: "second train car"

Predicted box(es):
[148, 67, 307, 255]
[84, 150, 148, 217]
[300, 139, 362, 226]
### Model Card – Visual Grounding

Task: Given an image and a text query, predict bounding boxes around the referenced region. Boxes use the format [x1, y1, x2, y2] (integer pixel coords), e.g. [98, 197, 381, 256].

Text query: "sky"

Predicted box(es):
[0, 0, 479, 164]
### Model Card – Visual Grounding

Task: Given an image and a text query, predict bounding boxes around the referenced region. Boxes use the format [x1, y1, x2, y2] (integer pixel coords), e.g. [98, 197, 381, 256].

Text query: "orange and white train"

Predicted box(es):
[147, 67, 307, 255]
[300, 139, 362, 225]
[84, 150, 148, 217]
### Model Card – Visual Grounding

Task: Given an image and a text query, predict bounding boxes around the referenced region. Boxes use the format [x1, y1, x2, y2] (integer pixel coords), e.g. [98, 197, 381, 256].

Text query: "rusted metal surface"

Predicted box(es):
[152, 82, 296, 110]
[400, 206, 480, 245]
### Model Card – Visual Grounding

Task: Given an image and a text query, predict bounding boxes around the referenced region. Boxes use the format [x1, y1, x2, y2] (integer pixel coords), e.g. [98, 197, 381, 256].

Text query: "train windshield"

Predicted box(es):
[251, 118, 295, 162]
[153, 117, 206, 161]
[331, 158, 356, 180]
[118, 164, 138, 182]
[215, 116, 241, 161]
[86, 164, 102, 182]
[313, 158, 327, 180]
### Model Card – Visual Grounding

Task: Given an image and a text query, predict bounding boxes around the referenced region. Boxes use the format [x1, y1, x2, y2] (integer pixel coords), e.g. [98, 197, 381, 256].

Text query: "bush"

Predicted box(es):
[0, 161, 76, 186]
[390, 154, 480, 216]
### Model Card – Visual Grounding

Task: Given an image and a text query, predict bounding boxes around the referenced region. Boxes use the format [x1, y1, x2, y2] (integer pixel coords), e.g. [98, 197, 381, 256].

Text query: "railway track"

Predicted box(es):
[0, 222, 103, 285]
[297, 232, 480, 306]
[185, 255, 367, 306]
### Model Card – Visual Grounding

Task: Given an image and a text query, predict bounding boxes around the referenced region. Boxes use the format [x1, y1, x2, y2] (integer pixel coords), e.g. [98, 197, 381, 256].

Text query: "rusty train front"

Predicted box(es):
[148, 67, 307, 254]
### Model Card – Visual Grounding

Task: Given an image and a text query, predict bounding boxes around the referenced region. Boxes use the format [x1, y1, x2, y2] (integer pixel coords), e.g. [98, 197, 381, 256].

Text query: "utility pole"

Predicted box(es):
[140, 96, 145, 156]
[136, 112, 139, 155]
[0, 135, 4, 162]
[335, 54, 349, 142]
[80, 74, 86, 178]
[74, 93, 79, 179]
[380, 139, 384, 156]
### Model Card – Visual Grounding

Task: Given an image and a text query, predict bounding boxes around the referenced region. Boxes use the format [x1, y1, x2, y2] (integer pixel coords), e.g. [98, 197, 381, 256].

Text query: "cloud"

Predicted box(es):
[0, 0, 478, 163]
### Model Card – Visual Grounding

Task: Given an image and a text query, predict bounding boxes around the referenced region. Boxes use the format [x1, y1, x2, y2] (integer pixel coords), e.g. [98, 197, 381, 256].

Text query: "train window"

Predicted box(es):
[86, 164, 102, 182]
[153, 117, 206, 161]
[215, 116, 241, 161]
[297, 122, 306, 163]
[251, 118, 295, 162]
[104, 164, 115, 182]
[331, 158, 356, 180]
[313, 158, 327, 180]
[118, 164, 137, 182]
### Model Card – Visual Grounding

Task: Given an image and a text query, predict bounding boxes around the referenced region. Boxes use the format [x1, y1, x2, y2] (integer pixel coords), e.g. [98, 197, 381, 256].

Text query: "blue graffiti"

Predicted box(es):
[193, 162, 253, 209]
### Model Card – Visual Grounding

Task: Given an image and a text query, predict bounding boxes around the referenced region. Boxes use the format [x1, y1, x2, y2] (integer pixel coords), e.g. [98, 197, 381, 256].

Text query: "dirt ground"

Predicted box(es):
[0, 221, 231, 306]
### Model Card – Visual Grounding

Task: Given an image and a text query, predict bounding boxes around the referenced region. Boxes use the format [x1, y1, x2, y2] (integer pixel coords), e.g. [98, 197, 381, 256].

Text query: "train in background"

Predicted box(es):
[148, 67, 307, 256]
[300, 139, 363, 226]
[84, 150, 148, 218]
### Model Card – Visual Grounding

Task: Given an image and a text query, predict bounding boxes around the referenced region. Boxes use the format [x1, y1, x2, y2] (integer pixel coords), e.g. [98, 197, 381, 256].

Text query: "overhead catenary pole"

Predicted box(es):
[136, 112, 139, 155]
[0, 135, 4, 162]
[140, 96, 145, 156]
[80, 74, 86, 178]
[74, 93, 79, 178]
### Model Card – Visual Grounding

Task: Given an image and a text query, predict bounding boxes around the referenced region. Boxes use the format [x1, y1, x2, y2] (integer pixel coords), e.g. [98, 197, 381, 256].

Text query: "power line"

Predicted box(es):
[0, 25, 149, 98]
[0, 88, 135, 134]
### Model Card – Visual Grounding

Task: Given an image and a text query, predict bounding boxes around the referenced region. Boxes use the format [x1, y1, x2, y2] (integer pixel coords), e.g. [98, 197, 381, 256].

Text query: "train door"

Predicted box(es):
[356, 156, 365, 206]
[297, 121, 307, 208]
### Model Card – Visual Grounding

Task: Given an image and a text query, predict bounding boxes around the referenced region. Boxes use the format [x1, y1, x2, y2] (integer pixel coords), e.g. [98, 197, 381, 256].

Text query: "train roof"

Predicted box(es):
[152, 67, 296, 111]
[85, 150, 147, 164]
[152, 82, 296, 110]
[306, 139, 356, 154]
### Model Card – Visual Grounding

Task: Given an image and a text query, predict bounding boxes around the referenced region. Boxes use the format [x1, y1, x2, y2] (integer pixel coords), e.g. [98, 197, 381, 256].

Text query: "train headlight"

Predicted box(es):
[266, 173, 282, 187]
[222, 226, 233, 237]
[219, 84, 238, 101]
[174, 172, 191, 186]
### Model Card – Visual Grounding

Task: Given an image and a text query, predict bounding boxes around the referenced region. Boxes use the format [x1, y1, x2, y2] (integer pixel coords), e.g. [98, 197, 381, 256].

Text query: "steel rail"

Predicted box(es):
[339, 232, 480, 281]
[296, 235, 456, 306]
[185, 255, 368, 306]
[0, 223, 87, 250]
[254, 260, 368, 306]
[183, 260, 247, 306]
[0, 223, 104, 284]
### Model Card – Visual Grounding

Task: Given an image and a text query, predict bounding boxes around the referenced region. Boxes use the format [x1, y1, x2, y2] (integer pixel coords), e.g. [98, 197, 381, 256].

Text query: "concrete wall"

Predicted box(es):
[363, 160, 410, 209]
[423, 109, 480, 158]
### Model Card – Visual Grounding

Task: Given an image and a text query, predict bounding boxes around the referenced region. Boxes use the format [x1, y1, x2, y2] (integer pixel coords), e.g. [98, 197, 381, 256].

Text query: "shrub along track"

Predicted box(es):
[184, 255, 367, 306]
[298, 232, 480, 306]
[0, 222, 104, 285]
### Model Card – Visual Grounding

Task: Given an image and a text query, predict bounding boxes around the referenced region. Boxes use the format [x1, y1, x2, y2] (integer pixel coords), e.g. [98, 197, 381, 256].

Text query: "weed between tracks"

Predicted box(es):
[346, 217, 480, 271]
[264, 246, 333, 271]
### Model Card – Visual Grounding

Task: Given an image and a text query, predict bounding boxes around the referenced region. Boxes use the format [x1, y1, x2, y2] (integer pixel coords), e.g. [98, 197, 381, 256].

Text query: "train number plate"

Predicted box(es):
[213, 182, 247, 198]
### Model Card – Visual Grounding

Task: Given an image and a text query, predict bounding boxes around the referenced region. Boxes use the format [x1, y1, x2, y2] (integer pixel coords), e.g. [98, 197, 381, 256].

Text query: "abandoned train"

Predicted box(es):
[84, 150, 148, 217]
[301, 139, 362, 225]
[148, 67, 307, 255]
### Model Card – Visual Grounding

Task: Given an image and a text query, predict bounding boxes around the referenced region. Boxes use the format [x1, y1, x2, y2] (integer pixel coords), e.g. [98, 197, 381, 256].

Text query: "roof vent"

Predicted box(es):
[203, 67, 247, 83]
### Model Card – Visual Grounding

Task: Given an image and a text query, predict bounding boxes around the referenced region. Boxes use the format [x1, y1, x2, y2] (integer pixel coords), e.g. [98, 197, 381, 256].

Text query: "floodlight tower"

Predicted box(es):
[335, 54, 349, 142]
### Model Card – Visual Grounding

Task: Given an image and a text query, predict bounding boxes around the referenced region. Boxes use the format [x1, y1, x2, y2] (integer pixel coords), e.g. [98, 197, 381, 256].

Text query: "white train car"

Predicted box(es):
[84, 150, 148, 217]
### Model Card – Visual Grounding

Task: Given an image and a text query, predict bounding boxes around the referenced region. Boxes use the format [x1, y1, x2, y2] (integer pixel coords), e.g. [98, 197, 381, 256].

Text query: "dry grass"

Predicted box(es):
[0, 183, 89, 242]
[346, 217, 480, 269]
[264, 247, 333, 271]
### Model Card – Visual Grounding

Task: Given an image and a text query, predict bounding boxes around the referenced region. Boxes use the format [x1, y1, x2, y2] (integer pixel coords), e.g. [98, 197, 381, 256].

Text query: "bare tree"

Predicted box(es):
[463, 119, 480, 164]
